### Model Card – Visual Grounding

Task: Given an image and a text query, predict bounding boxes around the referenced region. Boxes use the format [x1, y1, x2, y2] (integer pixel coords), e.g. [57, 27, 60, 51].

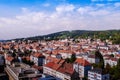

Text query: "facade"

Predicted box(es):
[5, 56, 14, 65]
[43, 59, 79, 80]
[73, 58, 91, 78]
[30, 53, 45, 66]
[88, 69, 110, 80]
[104, 58, 118, 67]
[87, 55, 100, 64]
[0, 54, 5, 66]
[5, 63, 41, 80]
[0, 53, 5, 73]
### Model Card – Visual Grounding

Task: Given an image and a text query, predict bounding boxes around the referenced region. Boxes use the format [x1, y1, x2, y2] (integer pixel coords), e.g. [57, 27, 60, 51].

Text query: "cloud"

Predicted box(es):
[77, 6, 93, 15]
[56, 4, 75, 13]
[21, 7, 29, 13]
[114, 2, 120, 7]
[0, 4, 120, 39]
[96, 4, 105, 7]
[43, 3, 50, 7]
[89, 10, 110, 16]
[91, 0, 120, 2]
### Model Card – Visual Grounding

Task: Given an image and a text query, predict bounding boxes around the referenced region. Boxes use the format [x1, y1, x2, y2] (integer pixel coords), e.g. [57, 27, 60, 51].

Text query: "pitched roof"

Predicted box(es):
[44, 62, 61, 70]
[46, 56, 61, 63]
[32, 65, 43, 70]
[45, 61, 74, 76]
[58, 62, 74, 75]
[6, 56, 14, 61]
[33, 53, 44, 58]
[75, 58, 91, 66]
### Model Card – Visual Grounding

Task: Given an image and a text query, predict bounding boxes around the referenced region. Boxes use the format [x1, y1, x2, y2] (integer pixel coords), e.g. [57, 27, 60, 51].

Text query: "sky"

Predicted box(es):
[0, 0, 120, 40]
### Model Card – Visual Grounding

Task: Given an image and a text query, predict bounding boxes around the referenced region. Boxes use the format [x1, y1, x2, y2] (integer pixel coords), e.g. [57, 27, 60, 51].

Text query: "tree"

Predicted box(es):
[95, 50, 104, 69]
[108, 59, 120, 79]
[110, 54, 114, 57]
[65, 54, 76, 63]
[82, 76, 87, 80]
[117, 58, 120, 67]
[105, 63, 111, 73]
[70, 54, 76, 63]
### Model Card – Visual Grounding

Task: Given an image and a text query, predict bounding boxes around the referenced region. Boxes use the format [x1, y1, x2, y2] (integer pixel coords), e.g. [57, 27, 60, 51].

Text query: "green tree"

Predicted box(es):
[65, 54, 76, 63]
[105, 63, 111, 73]
[95, 50, 104, 69]
[110, 54, 114, 57]
[70, 54, 76, 63]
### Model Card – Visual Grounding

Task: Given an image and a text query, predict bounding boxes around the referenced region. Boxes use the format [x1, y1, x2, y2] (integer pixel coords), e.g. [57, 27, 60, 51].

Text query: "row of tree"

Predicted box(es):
[12, 30, 120, 44]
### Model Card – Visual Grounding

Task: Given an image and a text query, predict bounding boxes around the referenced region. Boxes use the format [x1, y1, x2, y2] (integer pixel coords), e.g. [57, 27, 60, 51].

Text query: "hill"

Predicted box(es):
[12, 30, 120, 44]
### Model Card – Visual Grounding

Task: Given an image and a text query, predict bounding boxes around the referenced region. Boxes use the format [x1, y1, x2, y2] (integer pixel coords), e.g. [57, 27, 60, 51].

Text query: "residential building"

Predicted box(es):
[5, 63, 41, 80]
[104, 58, 118, 67]
[43, 59, 79, 80]
[87, 55, 100, 64]
[88, 68, 110, 80]
[30, 52, 45, 66]
[73, 58, 91, 78]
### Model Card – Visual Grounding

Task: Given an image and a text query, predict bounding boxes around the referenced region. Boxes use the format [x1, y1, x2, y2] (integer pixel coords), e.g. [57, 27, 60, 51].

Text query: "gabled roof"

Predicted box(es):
[33, 53, 45, 58]
[46, 56, 61, 63]
[45, 61, 74, 76]
[58, 62, 74, 75]
[75, 58, 91, 66]
[6, 56, 14, 61]
[44, 62, 61, 70]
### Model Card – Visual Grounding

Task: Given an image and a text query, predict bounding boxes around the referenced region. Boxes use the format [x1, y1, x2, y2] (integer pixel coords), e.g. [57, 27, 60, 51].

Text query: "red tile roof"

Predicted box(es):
[33, 53, 44, 58]
[32, 65, 43, 70]
[45, 60, 74, 76]
[46, 56, 61, 64]
[58, 63, 74, 75]
[45, 59, 65, 70]
[75, 58, 91, 66]
[26, 56, 30, 61]
[6, 56, 14, 61]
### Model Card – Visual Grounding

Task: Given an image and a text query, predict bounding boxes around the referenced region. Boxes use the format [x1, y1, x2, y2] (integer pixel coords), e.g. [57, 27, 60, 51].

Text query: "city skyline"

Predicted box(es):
[0, 0, 120, 40]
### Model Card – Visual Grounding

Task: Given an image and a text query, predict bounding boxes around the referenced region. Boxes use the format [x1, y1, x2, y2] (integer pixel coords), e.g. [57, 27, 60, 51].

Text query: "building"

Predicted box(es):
[43, 59, 79, 80]
[0, 53, 5, 73]
[88, 68, 110, 80]
[5, 63, 41, 80]
[5, 56, 14, 65]
[39, 75, 61, 80]
[87, 55, 100, 64]
[104, 57, 118, 67]
[0, 54, 5, 66]
[30, 52, 45, 66]
[73, 58, 91, 78]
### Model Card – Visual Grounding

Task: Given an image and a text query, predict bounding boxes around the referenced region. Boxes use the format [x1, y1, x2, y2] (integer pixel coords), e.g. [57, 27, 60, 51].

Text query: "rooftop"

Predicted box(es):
[6, 63, 41, 79]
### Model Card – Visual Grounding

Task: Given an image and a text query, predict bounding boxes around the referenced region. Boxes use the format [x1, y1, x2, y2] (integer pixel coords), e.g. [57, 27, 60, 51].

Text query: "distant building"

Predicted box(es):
[88, 68, 110, 80]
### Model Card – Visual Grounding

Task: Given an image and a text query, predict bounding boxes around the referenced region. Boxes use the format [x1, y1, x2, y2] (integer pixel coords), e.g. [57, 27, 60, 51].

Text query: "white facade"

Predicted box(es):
[87, 57, 100, 64]
[59, 53, 72, 59]
[88, 70, 110, 80]
[73, 63, 85, 77]
[104, 59, 117, 67]
[43, 66, 71, 80]
[73, 63, 91, 78]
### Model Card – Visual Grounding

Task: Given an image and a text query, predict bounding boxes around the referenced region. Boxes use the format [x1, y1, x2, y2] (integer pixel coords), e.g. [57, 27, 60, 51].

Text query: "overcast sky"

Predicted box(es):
[0, 0, 120, 40]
